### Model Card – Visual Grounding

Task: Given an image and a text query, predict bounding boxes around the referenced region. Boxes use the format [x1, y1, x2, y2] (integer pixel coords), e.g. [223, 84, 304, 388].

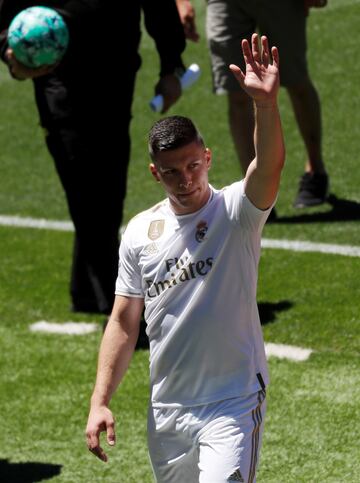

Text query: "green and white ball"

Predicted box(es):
[8, 6, 69, 68]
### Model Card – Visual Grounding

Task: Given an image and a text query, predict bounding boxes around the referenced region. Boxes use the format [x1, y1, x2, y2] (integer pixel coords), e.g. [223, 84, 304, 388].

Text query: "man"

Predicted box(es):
[177, 0, 328, 211]
[86, 34, 285, 482]
[0, 0, 185, 316]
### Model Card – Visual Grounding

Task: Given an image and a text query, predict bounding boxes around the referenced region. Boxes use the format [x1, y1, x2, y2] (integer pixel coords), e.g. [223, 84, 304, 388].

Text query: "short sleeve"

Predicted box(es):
[223, 180, 274, 233]
[115, 233, 144, 298]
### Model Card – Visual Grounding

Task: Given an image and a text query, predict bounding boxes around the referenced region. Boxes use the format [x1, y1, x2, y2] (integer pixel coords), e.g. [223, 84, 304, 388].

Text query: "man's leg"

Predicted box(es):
[198, 391, 267, 483]
[287, 78, 329, 207]
[207, 0, 256, 175]
[206, 1, 278, 219]
[148, 406, 199, 483]
[228, 90, 255, 174]
[40, 72, 136, 314]
[45, 124, 126, 315]
[257, 0, 329, 208]
[287, 77, 325, 174]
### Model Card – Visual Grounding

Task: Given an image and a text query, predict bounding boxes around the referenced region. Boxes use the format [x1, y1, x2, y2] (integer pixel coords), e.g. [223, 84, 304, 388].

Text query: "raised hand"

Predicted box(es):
[229, 33, 279, 105]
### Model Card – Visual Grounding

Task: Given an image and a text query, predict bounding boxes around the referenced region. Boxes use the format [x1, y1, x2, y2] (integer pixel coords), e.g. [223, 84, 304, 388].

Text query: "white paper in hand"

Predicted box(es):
[149, 63, 201, 113]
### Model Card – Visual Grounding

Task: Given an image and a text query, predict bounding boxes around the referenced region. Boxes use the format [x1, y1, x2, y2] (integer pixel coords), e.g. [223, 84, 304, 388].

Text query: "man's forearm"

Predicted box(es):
[244, 100, 285, 210]
[91, 316, 140, 407]
[254, 101, 285, 175]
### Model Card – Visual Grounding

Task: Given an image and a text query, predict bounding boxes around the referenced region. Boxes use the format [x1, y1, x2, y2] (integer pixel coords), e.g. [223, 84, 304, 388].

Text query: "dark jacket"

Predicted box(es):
[0, 0, 186, 127]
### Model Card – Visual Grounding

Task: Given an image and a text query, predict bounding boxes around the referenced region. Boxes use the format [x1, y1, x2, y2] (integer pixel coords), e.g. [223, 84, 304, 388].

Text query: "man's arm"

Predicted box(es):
[142, 0, 186, 113]
[176, 0, 199, 42]
[86, 295, 144, 463]
[230, 34, 285, 210]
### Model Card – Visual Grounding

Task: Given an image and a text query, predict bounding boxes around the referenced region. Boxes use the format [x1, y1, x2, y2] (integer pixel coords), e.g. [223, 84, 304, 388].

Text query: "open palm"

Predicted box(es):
[230, 33, 279, 104]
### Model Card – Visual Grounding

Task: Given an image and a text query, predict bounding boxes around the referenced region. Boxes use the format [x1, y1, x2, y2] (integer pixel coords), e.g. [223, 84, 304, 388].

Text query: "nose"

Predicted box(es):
[179, 180, 192, 189]
[179, 173, 192, 190]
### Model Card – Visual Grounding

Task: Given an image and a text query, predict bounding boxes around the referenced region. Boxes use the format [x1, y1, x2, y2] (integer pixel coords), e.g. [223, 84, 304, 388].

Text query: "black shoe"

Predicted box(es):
[294, 172, 329, 208]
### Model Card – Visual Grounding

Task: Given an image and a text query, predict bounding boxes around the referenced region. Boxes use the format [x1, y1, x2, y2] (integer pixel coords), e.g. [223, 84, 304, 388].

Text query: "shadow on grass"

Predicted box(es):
[0, 459, 61, 482]
[258, 300, 293, 325]
[275, 194, 360, 223]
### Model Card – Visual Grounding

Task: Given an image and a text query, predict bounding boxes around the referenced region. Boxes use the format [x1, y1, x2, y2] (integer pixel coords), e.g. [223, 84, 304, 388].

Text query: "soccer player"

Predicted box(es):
[86, 34, 285, 482]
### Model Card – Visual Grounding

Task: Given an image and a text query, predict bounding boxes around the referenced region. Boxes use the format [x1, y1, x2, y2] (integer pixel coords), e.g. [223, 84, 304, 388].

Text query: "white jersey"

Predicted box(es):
[116, 180, 271, 407]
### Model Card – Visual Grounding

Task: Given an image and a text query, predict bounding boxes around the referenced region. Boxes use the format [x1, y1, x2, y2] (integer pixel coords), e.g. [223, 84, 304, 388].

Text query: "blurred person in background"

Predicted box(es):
[0, 0, 186, 321]
[177, 0, 329, 214]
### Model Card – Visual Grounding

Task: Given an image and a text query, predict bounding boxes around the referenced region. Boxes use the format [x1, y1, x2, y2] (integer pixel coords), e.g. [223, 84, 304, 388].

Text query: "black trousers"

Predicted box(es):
[37, 72, 136, 314]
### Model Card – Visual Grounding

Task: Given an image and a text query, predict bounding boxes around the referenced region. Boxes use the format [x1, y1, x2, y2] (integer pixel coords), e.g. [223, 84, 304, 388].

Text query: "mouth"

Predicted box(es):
[177, 188, 198, 197]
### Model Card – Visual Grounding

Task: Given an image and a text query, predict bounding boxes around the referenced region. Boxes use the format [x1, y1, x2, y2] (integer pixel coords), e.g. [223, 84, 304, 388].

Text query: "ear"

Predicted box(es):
[204, 148, 212, 170]
[149, 163, 161, 182]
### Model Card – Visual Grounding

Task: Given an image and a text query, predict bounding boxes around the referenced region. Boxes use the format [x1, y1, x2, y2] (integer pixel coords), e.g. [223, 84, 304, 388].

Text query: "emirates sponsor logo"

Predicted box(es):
[145, 256, 213, 298]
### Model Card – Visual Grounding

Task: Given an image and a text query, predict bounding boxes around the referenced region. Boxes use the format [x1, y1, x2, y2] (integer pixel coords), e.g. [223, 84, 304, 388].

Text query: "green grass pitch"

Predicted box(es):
[0, 1, 359, 481]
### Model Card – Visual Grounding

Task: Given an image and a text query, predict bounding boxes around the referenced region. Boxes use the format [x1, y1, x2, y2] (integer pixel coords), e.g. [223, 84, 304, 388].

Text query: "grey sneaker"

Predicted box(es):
[294, 172, 329, 208]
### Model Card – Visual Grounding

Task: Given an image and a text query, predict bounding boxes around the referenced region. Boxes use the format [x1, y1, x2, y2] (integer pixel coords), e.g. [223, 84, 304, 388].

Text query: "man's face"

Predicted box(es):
[150, 141, 212, 215]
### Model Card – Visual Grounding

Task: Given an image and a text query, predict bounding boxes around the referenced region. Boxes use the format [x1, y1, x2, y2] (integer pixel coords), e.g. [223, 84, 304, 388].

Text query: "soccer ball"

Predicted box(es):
[8, 6, 69, 68]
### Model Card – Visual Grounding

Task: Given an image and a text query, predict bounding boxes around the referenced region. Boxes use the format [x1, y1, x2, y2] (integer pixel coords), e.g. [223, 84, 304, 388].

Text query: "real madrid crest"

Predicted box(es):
[148, 220, 165, 240]
[195, 220, 208, 242]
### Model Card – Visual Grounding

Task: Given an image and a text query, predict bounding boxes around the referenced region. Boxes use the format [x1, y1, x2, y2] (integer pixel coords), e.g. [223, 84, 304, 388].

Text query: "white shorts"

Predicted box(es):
[148, 390, 266, 483]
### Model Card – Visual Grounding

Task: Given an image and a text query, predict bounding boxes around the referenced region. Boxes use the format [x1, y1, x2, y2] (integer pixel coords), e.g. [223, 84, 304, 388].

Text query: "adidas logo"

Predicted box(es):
[228, 468, 244, 482]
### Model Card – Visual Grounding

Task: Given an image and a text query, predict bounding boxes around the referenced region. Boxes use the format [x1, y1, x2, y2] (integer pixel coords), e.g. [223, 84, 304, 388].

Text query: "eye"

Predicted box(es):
[163, 169, 176, 176]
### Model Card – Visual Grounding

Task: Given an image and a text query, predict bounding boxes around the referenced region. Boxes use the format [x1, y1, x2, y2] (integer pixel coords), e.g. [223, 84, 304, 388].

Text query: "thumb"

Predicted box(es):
[107, 420, 116, 446]
[229, 64, 245, 85]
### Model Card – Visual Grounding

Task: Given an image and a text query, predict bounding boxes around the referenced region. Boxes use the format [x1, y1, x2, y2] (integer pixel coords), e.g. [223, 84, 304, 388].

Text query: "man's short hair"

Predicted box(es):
[148, 116, 205, 161]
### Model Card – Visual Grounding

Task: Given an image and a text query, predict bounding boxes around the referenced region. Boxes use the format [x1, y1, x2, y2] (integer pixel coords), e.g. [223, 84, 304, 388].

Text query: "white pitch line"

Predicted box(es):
[1, 214, 359, 257]
[265, 342, 313, 362]
[29, 321, 99, 335]
[0, 214, 74, 231]
[261, 238, 360, 258]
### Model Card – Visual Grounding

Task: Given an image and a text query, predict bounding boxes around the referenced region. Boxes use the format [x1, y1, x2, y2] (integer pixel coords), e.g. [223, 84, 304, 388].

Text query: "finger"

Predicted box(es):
[229, 63, 245, 85]
[261, 36, 269, 68]
[87, 431, 108, 462]
[106, 421, 116, 446]
[5, 48, 14, 63]
[89, 444, 108, 463]
[86, 430, 99, 451]
[271, 46, 280, 69]
[241, 39, 252, 67]
[251, 33, 261, 64]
